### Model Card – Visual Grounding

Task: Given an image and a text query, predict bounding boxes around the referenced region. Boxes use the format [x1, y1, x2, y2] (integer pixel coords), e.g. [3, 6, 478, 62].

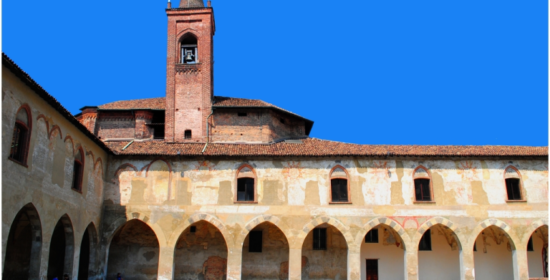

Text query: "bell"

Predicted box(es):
[185, 52, 194, 62]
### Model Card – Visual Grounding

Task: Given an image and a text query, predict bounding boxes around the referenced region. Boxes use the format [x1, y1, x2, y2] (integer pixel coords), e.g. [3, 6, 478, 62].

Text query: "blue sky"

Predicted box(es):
[3, 0, 548, 146]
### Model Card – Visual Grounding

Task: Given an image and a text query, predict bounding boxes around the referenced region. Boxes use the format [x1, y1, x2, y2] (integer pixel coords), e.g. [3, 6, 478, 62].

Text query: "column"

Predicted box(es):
[347, 246, 361, 280]
[460, 246, 475, 280]
[158, 245, 175, 280]
[227, 246, 243, 280]
[405, 248, 418, 280]
[289, 248, 302, 280]
[512, 248, 529, 280]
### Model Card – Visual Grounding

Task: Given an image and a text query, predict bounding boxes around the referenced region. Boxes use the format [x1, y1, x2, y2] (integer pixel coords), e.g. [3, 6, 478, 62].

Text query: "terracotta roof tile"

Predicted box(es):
[106, 138, 548, 158]
[98, 97, 165, 110]
[213, 96, 312, 121]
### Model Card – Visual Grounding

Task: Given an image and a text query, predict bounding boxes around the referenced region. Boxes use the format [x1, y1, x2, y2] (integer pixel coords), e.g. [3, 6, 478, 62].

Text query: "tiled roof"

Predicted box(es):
[106, 138, 548, 158]
[98, 97, 165, 110]
[2, 53, 112, 154]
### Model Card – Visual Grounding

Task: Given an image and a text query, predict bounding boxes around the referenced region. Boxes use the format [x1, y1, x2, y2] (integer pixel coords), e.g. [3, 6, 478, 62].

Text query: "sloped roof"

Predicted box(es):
[98, 97, 165, 110]
[106, 138, 548, 158]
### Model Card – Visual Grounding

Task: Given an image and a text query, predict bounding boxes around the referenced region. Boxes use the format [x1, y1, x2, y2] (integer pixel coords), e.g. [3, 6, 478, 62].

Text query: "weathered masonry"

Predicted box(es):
[2, 1, 548, 280]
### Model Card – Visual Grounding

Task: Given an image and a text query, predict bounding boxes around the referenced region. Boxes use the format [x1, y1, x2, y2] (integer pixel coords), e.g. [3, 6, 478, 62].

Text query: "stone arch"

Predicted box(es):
[237, 214, 283, 246]
[169, 212, 231, 247]
[105, 216, 167, 249]
[523, 219, 549, 245]
[78, 222, 99, 280]
[300, 215, 353, 246]
[470, 218, 517, 250]
[3, 203, 42, 280]
[412, 217, 462, 250]
[47, 214, 75, 280]
[355, 217, 411, 249]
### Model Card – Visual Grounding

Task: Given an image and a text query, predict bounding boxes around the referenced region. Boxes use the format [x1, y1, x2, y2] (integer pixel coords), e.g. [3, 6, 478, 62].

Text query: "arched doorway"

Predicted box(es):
[302, 224, 348, 280]
[47, 215, 75, 280]
[106, 220, 159, 280]
[528, 225, 548, 278]
[78, 223, 98, 280]
[360, 224, 405, 280]
[473, 225, 514, 280]
[174, 220, 228, 280]
[241, 222, 289, 280]
[3, 203, 42, 279]
[418, 224, 460, 280]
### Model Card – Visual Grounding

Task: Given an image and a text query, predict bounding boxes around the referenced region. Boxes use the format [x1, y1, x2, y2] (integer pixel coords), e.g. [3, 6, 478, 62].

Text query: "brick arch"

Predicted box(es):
[94, 158, 104, 173]
[412, 217, 463, 250]
[49, 125, 62, 139]
[113, 163, 138, 179]
[300, 216, 353, 247]
[236, 215, 283, 246]
[521, 219, 548, 246]
[84, 148, 95, 165]
[64, 135, 75, 156]
[354, 217, 411, 250]
[469, 218, 517, 250]
[177, 29, 199, 41]
[36, 114, 50, 134]
[144, 158, 172, 176]
[168, 212, 231, 248]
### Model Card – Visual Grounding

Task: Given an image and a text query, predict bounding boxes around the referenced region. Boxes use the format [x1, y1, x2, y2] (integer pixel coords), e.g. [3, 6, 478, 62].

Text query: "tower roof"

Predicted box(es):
[179, 0, 204, 8]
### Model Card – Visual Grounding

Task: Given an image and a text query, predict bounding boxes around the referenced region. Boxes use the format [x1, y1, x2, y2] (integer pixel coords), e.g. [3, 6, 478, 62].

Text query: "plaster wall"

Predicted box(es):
[2, 66, 108, 280]
[360, 227, 405, 280]
[418, 226, 460, 280]
[473, 227, 514, 280]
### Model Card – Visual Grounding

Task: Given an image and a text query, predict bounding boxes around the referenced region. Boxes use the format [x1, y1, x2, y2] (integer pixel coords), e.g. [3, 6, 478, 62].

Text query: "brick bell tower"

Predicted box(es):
[165, 0, 215, 142]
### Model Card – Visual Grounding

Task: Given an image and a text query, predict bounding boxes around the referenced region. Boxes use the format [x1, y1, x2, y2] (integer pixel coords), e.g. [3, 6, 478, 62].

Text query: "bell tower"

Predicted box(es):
[165, 0, 215, 142]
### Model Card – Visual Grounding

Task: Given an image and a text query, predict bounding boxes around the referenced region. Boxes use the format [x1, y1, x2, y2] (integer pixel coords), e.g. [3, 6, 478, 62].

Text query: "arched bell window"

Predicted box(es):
[330, 165, 350, 203]
[235, 164, 256, 202]
[72, 148, 85, 192]
[504, 166, 524, 201]
[9, 105, 32, 166]
[180, 33, 198, 64]
[413, 166, 433, 202]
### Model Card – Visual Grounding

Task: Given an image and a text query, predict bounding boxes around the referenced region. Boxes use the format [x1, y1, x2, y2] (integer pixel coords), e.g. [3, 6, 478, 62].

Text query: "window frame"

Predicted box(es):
[8, 105, 32, 167]
[413, 166, 435, 203]
[234, 164, 257, 204]
[178, 33, 199, 64]
[329, 165, 351, 204]
[312, 227, 327, 250]
[503, 166, 526, 202]
[71, 148, 85, 193]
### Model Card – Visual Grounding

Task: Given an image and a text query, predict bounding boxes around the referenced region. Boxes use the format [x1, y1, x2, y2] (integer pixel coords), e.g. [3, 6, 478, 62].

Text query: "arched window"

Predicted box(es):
[413, 166, 433, 202]
[236, 164, 256, 202]
[330, 165, 349, 203]
[180, 33, 198, 64]
[72, 148, 84, 192]
[9, 106, 31, 165]
[504, 166, 524, 201]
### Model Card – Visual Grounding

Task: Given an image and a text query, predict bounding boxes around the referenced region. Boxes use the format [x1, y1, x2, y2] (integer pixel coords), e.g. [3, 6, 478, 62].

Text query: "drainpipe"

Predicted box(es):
[201, 109, 214, 153]
[122, 140, 134, 151]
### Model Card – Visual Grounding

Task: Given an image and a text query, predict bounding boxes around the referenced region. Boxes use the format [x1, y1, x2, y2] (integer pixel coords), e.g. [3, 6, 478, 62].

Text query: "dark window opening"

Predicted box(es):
[151, 111, 165, 139]
[184, 130, 192, 139]
[190, 226, 197, 233]
[249, 231, 262, 252]
[419, 229, 432, 251]
[365, 229, 379, 243]
[237, 178, 255, 201]
[505, 178, 522, 200]
[313, 228, 327, 250]
[527, 236, 534, 251]
[72, 150, 84, 191]
[280, 118, 285, 124]
[9, 122, 29, 164]
[414, 179, 431, 201]
[238, 112, 247, 117]
[366, 259, 379, 280]
[473, 242, 477, 251]
[331, 179, 348, 202]
[180, 34, 198, 64]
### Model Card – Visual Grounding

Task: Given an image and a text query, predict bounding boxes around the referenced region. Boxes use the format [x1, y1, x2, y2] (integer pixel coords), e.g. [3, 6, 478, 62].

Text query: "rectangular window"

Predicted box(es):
[237, 178, 255, 201]
[190, 226, 197, 233]
[10, 124, 28, 163]
[249, 231, 262, 252]
[527, 237, 534, 251]
[419, 229, 432, 251]
[184, 130, 192, 139]
[72, 161, 83, 191]
[365, 229, 379, 243]
[366, 259, 379, 280]
[331, 179, 348, 202]
[414, 179, 431, 201]
[313, 228, 327, 250]
[505, 178, 522, 200]
[238, 112, 247, 117]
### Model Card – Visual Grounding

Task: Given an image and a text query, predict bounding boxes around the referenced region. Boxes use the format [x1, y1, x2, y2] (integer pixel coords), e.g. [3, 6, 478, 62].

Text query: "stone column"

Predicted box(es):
[405, 248, 418, 280]
[460, 247, 475, 280]
[512, 248, 529, 280]
[347, 246, 361, 280]
[288, 248, 302, 280]
[227, 246, 243, 280]
[158, 245, 175, 280]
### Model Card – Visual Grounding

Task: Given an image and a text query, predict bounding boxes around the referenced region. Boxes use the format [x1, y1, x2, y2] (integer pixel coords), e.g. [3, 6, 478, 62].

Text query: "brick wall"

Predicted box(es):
[97, 111, 135, 139]
[135, 111, 154, 139]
